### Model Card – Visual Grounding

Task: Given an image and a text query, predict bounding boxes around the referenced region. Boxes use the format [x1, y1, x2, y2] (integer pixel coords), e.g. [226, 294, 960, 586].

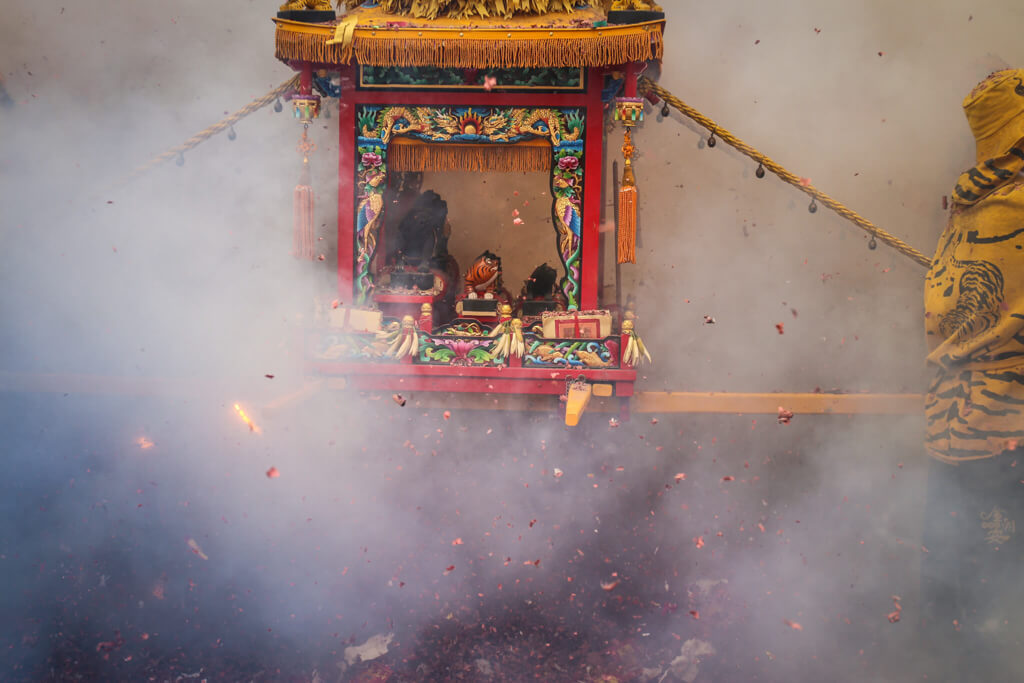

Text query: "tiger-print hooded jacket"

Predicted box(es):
[924, 69, 1024, 462]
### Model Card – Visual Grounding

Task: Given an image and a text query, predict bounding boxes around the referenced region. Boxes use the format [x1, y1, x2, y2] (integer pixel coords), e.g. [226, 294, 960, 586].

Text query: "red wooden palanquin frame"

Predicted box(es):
[320, 64, 637, 397]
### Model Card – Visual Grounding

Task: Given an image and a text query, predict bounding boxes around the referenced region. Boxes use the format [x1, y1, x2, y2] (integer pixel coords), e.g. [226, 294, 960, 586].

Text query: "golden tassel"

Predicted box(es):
[389, 139, 551, 173]
[617, 128, 637, 264]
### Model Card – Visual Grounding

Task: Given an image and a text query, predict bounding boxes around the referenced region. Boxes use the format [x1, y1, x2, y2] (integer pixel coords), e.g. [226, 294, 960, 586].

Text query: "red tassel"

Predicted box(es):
[293, 160, 314, 260]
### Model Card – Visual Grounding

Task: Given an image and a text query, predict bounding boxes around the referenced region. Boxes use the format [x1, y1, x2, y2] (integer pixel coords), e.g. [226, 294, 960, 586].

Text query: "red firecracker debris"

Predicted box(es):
[483, 75, 497, 91]
[392, 393, 406, 407]
[703, 315, 716, 325]
[776, 322, 785, 335]
[266, 467, 280, 479]
[887, 595, 902, 623]
[553, 468, 564, 478]
[264, 374, 275, 379]
[600, 579, 620, 591]
[799, 177, 812, 187]
[331, 299, 341, 309]
[778, 407, 794, 425]
[784, 619, 803, 631]
[444, 565, 455, 575]
[689, 610, 700, 619]
[694, 536, 705, 549]
[674, 473, 686, 482]
[443, 410, 451, 420]
[451, 538, 463, 545]
[721, 475, 735, 482]
[608, 418, 620, 428]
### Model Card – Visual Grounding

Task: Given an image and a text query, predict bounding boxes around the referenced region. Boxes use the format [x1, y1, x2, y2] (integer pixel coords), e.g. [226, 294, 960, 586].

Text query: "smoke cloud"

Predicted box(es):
[2, 0, 1022, 680]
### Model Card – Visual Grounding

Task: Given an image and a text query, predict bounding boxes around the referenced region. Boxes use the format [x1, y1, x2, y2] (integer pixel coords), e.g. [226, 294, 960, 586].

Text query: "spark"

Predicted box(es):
[233, 403, 261, 433]
[186, 538, 209, 560]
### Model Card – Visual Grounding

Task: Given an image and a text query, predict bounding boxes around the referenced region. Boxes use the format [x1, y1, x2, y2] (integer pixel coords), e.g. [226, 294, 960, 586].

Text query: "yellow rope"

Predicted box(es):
[639, 77, 932, 269]
[126, 74, 301, 179]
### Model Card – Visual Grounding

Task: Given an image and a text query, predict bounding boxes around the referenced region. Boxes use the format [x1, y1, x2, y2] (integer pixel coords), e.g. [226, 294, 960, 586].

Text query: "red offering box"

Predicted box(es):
[541, 310, 612, 339]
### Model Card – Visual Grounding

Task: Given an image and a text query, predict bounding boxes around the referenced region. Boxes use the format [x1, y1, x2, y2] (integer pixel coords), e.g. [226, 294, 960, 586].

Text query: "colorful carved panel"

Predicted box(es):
[432, 319, 493, 337]
[521, 334, 620, 369]
[415, 335, 503, 367]
[354, 105, 586, 308]
[361, 106, 583, 145]
[355, 132, 387, 304]
[551, 144, 583, 308]
[312, 330, 399, 363]
[359, 66, 584, 90]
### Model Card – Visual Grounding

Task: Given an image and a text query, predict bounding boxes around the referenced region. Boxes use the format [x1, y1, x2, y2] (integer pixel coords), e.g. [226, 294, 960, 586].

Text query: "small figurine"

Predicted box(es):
[524, 263, 558, 299]
[464, 250, 503, 299]
[390, 189, 450, 271]
[517, 262, 567, 318]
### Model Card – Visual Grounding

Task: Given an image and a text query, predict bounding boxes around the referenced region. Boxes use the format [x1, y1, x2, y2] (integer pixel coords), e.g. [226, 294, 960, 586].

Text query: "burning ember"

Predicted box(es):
[233, 403, 261, 433]
[186, 538, 209, 560]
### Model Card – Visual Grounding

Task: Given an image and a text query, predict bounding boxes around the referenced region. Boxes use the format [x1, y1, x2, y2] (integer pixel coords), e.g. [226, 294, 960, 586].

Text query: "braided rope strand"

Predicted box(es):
[127, 74, 301, 178]
[640, 77, 931, 269]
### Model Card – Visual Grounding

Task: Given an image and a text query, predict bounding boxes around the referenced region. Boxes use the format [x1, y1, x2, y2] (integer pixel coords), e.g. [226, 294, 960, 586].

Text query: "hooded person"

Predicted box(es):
[924, 68, 1024, 461]
[919, 68, 1024, 682]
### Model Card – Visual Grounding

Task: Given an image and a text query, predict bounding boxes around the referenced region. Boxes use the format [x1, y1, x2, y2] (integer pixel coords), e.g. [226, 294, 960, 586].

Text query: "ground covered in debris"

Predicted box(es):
[2, 392, 938, 682]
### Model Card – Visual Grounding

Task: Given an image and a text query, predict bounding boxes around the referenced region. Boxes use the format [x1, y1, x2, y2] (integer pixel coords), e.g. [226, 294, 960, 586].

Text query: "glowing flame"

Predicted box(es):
[136, 437, 154, 450]
[186, 538, 209, 560]
[233, 403, 260, 433]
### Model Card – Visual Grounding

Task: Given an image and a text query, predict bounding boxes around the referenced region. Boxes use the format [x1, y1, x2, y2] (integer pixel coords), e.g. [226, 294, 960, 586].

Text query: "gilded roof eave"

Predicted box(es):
[273, 6, 664, 69]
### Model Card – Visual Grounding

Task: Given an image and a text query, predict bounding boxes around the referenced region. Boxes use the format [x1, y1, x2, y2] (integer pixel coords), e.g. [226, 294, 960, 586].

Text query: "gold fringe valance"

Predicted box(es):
[389, 138, 552, 173]
[274, 20, 663, 68]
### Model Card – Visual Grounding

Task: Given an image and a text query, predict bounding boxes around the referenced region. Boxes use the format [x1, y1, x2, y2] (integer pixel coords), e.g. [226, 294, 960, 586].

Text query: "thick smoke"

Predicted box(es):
[2, 1, 1023, 681]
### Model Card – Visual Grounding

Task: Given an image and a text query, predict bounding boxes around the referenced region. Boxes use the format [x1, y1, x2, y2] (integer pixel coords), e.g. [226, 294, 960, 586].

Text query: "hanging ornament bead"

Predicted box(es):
[808, 198, 818, 213]
[227, 126, 237, 141]
[661, 103, 670, 117]
[273, 98, 283, 113]
[707, 131, 717, 148]
[755, 163, 765, 179]
[868, 236, 878, 250]
[175, 152, 185, 167]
